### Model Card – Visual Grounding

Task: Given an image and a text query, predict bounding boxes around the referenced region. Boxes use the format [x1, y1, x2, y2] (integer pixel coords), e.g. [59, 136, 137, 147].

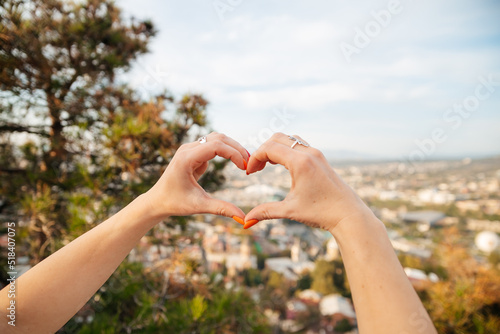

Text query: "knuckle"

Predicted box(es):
[174, 147, 189, 160]
[215, 140, 226, 150]
[261, 208, 273, 220]
[217, 207, 226, 217]
[262, 140, 272, 150]
[206, 131, 217, 141]
[212, 132, 226, 141]
[295, 152, 313, 169]
[178, 143, 190, 151]
[259, 140, 272, 153]
[208, 139, 223, 149]
[310, 148, 325, 160]
[271, 132, 285, 140]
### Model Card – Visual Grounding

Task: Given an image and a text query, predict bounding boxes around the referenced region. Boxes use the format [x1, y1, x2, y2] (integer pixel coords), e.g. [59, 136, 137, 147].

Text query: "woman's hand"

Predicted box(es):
[144, 132, 249, 221]
[0, 133, 250, 334]
[245, 134, 437, 334]
[244, 132, 373, 231]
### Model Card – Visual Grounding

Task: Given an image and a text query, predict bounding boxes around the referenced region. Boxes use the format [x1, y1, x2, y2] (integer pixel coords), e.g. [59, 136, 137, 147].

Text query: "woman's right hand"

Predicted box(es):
[244, 133, 374, 232]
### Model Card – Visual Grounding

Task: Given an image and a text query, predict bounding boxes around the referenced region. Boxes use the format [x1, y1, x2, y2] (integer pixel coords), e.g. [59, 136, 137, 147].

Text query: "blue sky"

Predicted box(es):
[118, 0, 500, 159]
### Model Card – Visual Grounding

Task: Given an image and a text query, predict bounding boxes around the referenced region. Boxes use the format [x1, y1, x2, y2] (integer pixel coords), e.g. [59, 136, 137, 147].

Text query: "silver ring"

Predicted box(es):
[288, 135, 309, 149]
[198, 136, 207, 144]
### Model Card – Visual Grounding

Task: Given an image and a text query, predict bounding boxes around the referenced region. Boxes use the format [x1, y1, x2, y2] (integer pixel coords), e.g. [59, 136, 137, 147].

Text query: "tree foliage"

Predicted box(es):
[421, 229, 500, 334]
[60, 262, 270, 333]
[0, 0, 222, 262]
[311, 259, 348, 297]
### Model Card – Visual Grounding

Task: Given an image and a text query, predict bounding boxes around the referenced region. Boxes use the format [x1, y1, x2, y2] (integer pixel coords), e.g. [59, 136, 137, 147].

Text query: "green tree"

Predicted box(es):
[160, 288, 271, 334]
[61, 262, 271, 333]
[334, 318, 354, 333]
[243, 268, 263, 287]
[267, 271, 286, 290]
[488, 250, 500, 268]
[311, 259, 348, 296]
[0, 0, 222, 261]
[296, 272, 312, 291]
[422, 229, 500, 334]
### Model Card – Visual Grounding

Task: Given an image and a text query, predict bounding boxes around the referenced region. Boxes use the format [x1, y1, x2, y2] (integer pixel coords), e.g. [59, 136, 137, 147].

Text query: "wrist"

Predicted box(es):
[328, 208, 386, 245]
[129, 192, 166, 228]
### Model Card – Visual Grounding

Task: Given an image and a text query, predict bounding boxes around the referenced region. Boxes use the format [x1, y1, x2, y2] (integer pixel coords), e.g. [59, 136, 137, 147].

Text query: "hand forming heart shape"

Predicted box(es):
[145, 132, 372, 234]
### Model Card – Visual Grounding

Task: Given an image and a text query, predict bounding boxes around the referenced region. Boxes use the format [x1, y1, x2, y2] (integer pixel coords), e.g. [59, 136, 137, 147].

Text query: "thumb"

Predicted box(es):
[244, 201, 289, 229]
[201, 197, 246, 222]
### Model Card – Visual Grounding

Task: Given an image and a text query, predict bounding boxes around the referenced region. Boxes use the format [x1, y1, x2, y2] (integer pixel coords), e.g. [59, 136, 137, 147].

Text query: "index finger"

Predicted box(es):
[194, 140, 247, 170]
[189, 133, 250, 170]
[207, 132, 250, 163]
[247, 133, 298, 174]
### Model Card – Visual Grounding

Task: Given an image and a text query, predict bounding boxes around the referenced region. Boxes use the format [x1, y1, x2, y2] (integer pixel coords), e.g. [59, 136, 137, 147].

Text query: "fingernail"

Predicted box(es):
[232, 216, 245, 225]
[243, 159, 248, 170]
[245, 149, 251, 158]
[244, 219, 259, 229]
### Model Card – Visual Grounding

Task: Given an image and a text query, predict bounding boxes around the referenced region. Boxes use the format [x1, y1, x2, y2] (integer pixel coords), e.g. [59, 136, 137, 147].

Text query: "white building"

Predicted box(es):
[319, 294, 356, 319]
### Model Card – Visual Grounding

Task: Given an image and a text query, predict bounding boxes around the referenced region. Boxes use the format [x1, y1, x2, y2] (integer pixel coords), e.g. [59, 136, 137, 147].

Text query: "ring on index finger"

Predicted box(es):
[198, 136, 207, 144]
[288, 135, 309, 149]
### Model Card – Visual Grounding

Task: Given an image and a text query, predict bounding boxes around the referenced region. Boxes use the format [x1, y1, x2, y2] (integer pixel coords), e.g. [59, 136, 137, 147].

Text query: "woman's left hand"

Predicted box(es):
[144, 132, 249, 222]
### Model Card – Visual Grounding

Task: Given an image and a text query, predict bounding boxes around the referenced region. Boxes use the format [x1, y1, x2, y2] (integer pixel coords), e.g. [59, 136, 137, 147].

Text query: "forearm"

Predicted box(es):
[330, 210, 436, 334]
[0, 194, 161, 333]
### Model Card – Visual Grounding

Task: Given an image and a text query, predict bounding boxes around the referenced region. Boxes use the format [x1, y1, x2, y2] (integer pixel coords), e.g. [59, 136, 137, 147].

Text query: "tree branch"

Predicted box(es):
[0, 123, 49, 137]
[0, 168, 27, 174]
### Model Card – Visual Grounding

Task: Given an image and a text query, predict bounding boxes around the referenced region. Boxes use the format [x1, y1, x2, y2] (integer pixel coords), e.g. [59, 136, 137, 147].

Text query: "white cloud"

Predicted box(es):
[119, 0, 500, 158]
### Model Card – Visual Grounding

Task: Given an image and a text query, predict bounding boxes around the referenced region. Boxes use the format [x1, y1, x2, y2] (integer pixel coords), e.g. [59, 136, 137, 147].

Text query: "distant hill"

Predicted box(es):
[321, 149, 382, 162]
[322, 149, 500, 165]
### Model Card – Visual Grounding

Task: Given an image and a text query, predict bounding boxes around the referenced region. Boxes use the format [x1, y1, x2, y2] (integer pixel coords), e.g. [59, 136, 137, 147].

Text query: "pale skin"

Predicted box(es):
[245, 133, 437, 334]
[0, 132, 437, 334]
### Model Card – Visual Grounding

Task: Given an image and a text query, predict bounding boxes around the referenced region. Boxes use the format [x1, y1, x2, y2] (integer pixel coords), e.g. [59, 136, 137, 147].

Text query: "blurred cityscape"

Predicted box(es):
[127, 156, 500, 333]
[2, 153, 499, 333]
